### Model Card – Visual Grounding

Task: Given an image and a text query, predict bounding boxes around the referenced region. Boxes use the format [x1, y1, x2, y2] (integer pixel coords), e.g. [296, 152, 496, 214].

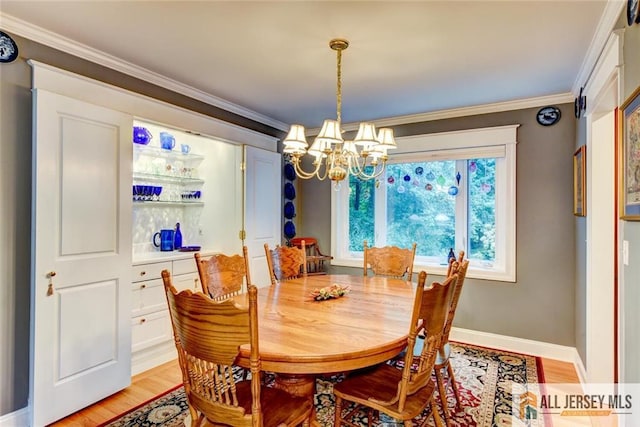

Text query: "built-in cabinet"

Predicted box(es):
[129, 119, 245, 373]
[29, 61, 281, 425]
[130, 253, 211, 375]
[131, 120, 243, 256]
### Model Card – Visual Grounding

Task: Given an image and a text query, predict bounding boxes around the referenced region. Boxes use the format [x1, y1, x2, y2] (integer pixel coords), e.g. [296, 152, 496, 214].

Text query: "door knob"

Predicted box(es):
[46, 271, 56, 296]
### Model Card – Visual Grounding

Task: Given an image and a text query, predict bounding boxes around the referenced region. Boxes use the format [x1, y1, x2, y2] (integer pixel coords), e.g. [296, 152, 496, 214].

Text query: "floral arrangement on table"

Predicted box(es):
[310, 284, 350, 301]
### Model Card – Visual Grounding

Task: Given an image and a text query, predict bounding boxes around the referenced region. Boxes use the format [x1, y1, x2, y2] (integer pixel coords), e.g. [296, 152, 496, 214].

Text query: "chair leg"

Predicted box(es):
[431, 400, 445, 427]
[334, 396, 343, 427]
[192, 412, 204, 427]
[446, 361, 461, 409]
[434, 368, 451, 426]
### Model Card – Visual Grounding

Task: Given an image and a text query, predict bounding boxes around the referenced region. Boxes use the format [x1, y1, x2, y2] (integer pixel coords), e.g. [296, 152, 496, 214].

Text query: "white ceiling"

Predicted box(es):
[0, 1, 621, 131]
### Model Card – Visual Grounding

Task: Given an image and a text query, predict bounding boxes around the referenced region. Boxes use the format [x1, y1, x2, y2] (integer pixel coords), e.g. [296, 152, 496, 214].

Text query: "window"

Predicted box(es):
[331, 125, 518, 282]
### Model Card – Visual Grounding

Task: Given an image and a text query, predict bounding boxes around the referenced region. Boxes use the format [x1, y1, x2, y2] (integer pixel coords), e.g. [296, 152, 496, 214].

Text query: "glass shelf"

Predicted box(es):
[133, 144, 204, 162]
[133, 201, 204, 207]
[133, 172, 204, 186]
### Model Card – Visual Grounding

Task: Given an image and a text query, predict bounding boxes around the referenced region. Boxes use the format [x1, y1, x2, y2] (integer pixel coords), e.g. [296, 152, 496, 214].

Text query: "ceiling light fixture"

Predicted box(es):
[282, 38, 396, 187]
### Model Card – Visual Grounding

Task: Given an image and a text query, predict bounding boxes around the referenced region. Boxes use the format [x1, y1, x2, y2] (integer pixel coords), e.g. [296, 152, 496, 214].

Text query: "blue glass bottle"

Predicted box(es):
[174, 222, 182, 250]
[447, 248, 456, 263]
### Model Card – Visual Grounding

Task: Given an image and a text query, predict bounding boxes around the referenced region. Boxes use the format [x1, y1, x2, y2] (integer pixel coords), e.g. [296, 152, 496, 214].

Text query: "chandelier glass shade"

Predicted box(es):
[282, 39, 396, 185]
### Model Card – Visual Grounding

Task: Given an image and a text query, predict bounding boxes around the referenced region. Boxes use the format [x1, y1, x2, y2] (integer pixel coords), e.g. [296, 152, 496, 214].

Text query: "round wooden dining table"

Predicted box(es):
[235, 274, 416, 424]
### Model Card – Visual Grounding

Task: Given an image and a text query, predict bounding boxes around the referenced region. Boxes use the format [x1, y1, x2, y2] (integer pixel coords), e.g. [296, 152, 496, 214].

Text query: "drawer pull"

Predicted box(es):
[140, 284, 146, 289]
[139, 271, 146, 276]
[140, 318, 146, 324]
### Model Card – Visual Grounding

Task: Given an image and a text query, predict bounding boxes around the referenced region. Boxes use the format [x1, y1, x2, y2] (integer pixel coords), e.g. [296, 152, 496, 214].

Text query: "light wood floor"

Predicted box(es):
[49, 354, 580, 426]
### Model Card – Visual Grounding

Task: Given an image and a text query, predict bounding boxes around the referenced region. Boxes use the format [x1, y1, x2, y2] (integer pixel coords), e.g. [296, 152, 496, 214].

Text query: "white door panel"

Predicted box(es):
[60, 116, 120, 255]
[58, 280, 118, 379]
[244, 146, 281, 288]
[31, 90, 132, 426]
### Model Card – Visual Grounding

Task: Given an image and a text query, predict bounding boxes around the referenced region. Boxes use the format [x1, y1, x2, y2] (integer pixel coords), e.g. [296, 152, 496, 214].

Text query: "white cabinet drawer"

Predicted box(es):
[131, 310, 172, 353]
[132, 261, 172, 283]
[172, 272, 201, 293]
[131, 278, 166, 317]
[173, 257, 197, 276]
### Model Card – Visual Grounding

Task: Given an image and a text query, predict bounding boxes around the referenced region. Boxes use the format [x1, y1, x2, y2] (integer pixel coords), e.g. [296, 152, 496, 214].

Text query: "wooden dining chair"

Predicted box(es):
[162, 270, 313, 427]
[264, 242, 307, 285]
[290, 237, 333, 275]
[194, 246, 251, 301]
[435, 254, 469, 422]
[333, 270, 457, 427]
[413, 250, 469, 425]
[363, 240, 417, 279]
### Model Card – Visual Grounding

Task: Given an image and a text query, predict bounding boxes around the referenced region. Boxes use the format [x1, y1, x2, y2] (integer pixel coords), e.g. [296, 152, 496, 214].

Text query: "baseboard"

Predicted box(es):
[0, 406, 29, 427]
[131, 341, 177, 376]
[451, 327, 583, 365]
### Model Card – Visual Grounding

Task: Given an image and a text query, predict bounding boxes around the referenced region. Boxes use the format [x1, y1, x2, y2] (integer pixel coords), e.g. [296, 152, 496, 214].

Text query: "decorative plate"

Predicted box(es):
[284, 220, 296, 239]
[284, 201, 296, 219]
[627, 0, 639, 25]
[0, 31, 19, 63]
[284, 182, 296, 200]
[536, 106, 561, 126]
[310, 284, 350, 301]
[284, 163, 296, 181]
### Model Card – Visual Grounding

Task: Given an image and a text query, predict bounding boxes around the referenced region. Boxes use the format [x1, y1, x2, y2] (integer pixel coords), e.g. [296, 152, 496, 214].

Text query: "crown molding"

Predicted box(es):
[2, 6, 615, 135]
[308, 92, 574, 135]
[0, 12, 290, 132]
[571, 0, 625, 95]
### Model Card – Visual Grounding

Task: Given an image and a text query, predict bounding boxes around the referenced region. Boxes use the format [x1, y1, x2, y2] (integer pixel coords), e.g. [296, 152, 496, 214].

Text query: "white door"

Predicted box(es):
[244, 146, 281, 288]
[31, 90, 132, 426]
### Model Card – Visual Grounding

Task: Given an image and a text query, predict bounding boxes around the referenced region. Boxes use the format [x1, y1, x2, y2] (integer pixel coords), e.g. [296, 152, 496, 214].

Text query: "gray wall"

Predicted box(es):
[297, 107, 577, 346]
[0, 47, 32, 417]
[620, 21, 640, 383]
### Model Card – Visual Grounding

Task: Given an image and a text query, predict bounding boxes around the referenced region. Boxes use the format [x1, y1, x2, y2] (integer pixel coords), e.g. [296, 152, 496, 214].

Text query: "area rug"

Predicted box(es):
[101, 342, 544, 427]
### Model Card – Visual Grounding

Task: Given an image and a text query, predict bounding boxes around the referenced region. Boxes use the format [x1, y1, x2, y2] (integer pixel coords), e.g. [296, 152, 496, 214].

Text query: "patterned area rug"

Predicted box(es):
[101, 343, 543, 427]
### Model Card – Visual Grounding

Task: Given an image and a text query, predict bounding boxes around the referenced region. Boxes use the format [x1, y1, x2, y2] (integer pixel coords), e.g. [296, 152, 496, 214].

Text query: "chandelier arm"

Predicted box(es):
[347, 153, 367, 176]
[348, 156, 387, 181]
[347, 154, 372, 177]
[293, 157, 327, 181]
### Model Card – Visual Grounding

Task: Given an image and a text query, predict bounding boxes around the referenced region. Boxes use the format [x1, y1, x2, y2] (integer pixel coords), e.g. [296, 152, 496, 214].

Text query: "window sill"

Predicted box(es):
[331, 258, 515, 283]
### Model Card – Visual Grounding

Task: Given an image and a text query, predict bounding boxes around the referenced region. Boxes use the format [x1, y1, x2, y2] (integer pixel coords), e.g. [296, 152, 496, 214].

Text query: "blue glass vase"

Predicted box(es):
[174, 223, 182, 250]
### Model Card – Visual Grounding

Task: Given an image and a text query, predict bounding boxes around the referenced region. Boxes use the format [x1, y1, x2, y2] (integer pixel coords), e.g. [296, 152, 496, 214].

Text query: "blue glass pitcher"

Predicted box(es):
[159, 132, 175, 150]
[153, 229, 175, 251]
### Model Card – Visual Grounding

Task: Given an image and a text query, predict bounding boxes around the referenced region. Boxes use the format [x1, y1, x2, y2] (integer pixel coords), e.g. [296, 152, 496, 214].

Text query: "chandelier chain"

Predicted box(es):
[336, 47, 342, 127]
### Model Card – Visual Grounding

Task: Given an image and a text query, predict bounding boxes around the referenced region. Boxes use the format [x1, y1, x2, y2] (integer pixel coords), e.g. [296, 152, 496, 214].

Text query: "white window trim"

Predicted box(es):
[331, 124, 519, 282]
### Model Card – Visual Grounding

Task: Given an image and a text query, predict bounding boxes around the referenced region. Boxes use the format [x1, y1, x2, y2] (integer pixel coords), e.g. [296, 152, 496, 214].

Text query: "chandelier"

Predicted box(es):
[282, 38, 397, 186]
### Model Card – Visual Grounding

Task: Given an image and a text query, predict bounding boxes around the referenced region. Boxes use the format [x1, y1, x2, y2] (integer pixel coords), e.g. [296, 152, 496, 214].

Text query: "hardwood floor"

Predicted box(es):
[49, 362, 182, 427]
[540, 356, 581, 383]
[49, 354, 580, 426]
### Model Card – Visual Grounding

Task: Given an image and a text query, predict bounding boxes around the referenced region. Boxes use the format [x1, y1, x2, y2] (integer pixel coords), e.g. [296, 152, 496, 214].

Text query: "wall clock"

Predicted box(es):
[536, 106, 561, 126]
[628, 0, 639, 25]
[0, 31, 18, 63]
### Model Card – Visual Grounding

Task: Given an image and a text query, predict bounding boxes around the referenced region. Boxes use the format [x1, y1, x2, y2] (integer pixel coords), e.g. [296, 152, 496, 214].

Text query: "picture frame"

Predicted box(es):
[619, 85, 640, 220]
[573, 145, 586, 216]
